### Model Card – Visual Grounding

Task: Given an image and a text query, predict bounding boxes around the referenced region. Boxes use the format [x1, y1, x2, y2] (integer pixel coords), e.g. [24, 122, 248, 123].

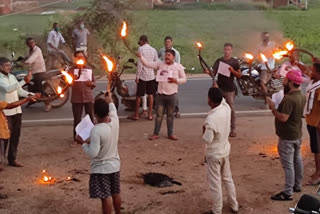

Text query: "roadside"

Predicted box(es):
[0, 116, 315, 214]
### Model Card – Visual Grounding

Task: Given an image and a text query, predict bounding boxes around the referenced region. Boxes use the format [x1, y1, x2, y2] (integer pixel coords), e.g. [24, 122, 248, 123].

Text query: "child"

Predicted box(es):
[77, 92, 121, 214]
[202, 87, 238, 214]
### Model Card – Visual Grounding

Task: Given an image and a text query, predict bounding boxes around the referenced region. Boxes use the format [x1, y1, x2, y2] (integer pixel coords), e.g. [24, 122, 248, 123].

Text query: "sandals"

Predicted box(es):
[149, 135, 159, 141]
[8, 161, 23, 167]
[168, 135, 178, 141]
[271, 192, 293, 201]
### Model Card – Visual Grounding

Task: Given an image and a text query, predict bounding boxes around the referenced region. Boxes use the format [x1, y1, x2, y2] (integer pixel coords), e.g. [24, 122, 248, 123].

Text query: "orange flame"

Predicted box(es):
[273, 50, 288, 60]
[260, 53, 268, 62]
[245, 53, 254, 60]
[196, 42, 203, 48]
[120, 21, 127, 38]
[44, 176, 49, 182]
[102, 55, 114, 72]
[42, 169, 46, 173]
[285, 41, 294, 51]
[57, 86, 64, 98]
[76, 59, 85, 66]
[61, 70, 74, 85]
[67, 176, 71, 181]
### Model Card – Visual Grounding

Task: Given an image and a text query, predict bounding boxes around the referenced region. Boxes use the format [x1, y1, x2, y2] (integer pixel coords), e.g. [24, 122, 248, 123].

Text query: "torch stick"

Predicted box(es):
[196, 42, 214, 78]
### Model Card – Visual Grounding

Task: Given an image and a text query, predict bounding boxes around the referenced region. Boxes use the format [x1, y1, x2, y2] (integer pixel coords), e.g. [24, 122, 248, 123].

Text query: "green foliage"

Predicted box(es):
[154, 2, 269, 10]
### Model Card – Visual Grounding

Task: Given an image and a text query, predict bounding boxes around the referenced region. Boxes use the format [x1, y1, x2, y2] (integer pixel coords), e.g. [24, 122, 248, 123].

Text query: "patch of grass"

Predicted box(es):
[154, 2, 269, 10]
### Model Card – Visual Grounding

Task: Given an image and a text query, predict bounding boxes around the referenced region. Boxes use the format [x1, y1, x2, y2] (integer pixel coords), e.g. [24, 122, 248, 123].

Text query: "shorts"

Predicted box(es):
[260, 69, 272, 84]
[136, 79, 156, 97]
[307, 125, 320, 154]
[89, 172, 120, 198]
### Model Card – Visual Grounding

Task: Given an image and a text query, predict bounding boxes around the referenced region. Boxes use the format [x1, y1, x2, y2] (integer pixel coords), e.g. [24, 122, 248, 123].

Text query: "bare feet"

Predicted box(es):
[70, 141, 77, 147]
[168, 135, 178, 141]
[139, 110, 148, 118]
[175, 112, 181, 118]
[307, 176, 320, 186]
[44, 104, 52, 112]
[149, 135, 159, 141]
[8, 161, 23, 167]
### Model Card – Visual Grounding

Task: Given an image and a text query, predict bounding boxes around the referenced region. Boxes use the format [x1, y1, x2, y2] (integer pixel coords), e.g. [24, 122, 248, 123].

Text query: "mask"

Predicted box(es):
[80, 24, 85, 29]
[54, 27, 60, 32]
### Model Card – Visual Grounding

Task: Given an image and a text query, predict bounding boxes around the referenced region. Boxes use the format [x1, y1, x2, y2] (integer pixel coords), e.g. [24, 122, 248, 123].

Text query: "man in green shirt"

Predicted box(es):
[267, 69, 306, 201]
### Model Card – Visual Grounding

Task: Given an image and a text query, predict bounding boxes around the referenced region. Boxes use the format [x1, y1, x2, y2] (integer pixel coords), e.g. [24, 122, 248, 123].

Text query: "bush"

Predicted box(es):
[154, 2, 269, 10]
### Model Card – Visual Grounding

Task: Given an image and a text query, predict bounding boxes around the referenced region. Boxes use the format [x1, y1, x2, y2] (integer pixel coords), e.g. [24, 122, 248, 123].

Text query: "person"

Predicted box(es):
[72, 21, 90, 56]
[0, 57, 37, 167]
[158, 36, 181, 118]
[76, 93, 121, 214]
[202, 87, 239, 214]
[303, 61, 320, 185]
[266, 69, 306, 201]
[205, 43, 241, 137]
[0, 96, 39, 171]
[256, 32, 276, 99]
[23, 37, 51, 112]
[47, 23, 72, 69]
[137, 49, 187, 141]
[69, 51, 96, 146]
[128, 35, 158, 121]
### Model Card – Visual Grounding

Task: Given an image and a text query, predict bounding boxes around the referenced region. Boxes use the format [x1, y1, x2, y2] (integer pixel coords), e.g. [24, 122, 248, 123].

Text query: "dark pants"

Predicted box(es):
[4, 114, 22, 164]
[33, 72, 47, 95]
[175, 98, 179, 113]
[154, 94, 176, 136]
[72, 103, 94, 140]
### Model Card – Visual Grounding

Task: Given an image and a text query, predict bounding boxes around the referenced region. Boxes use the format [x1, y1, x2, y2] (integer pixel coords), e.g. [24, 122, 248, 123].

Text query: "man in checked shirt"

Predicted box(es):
[128, 35, 158, 121]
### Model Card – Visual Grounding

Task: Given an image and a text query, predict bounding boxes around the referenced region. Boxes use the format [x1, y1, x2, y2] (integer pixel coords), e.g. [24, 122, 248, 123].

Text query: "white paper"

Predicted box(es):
[75, 114, 94, 141]
[74, 68, 92, 82]
[156, 69, 173, 82]
[272, 90, 284, 109]
[217, 61, 231, 77]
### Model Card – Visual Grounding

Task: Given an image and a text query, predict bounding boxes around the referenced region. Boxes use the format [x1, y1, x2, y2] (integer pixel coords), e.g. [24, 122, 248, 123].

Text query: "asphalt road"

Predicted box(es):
[22, 78, 266, 122]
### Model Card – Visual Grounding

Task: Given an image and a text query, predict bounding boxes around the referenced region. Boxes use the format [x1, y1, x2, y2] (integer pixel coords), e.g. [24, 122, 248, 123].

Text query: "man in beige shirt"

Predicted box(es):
[23, 37, 51, 111]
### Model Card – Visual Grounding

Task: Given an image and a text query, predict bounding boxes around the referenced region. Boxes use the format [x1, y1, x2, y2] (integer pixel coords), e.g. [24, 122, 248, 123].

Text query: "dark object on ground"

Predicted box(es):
[71, 178, 80, 182]
[296, 194, 320, 212]
[142, 172, 182, 188]
[161, 190, 185, 195]
[0, 193, 8, 199]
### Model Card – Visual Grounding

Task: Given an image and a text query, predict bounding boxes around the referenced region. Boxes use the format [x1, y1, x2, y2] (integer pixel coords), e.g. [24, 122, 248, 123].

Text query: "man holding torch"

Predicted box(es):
[137, 49, 187, 141]
[204, 43, 241, 137]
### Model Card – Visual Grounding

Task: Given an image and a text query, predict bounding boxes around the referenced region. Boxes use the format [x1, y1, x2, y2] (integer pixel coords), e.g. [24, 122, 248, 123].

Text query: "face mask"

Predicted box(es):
[80, 24, 85, 29]
[54, 27, 60, 32]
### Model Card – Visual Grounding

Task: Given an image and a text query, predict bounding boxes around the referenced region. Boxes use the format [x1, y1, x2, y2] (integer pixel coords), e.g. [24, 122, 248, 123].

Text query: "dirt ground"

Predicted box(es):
[0, 116, 316, 214]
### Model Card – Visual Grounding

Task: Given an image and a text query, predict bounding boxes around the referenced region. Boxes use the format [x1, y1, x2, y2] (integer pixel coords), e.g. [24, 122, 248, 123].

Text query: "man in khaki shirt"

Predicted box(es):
[23, 37, 51, 112]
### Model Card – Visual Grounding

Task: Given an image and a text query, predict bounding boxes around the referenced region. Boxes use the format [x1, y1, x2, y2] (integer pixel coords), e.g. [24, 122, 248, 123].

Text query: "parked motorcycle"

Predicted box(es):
[289, 187, 320, 214]
[236, 58, 283, 100]
[10, 52, 70, 108]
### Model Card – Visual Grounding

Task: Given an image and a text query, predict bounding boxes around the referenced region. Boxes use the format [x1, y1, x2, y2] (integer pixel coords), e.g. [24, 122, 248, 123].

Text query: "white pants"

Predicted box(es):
[206, 156, 238, 214]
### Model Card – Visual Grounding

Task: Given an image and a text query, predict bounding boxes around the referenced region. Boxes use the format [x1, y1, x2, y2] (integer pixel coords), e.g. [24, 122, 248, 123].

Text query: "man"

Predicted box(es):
[0, 57, 36, 167]
[158, 36, 181, 118]
[137, 49, 187, 140]
[128, 35, 158, 121]
[303, 61, 320, 185]
[69, 51, 96, 146]
[23, 37, 51, 112]
[205, 43, 241, 137]
[202, 87, 239, 214]
[47, 23, 72, 69]
[256, 32, 276, 98]
[72, 21, 90, 56]
[267, 69, 306, 201]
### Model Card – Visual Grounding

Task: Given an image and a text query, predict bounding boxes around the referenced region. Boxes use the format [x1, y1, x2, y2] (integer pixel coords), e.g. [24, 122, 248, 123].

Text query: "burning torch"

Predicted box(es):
[244, 53, 254, 76]
[285, 41, 314, 58]
[56, 70, 74, 98]
[120, 21, 136, 55]
[196, 42, 213, 76]
[260, 53, 272, 73]
[101, 55, 114, 94]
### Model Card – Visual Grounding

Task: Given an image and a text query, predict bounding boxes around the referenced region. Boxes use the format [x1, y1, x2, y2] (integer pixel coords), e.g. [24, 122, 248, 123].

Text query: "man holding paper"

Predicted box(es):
[69, 51, 96, 146]
[205, 43, 241, 137]
[137, 49, 187, 141]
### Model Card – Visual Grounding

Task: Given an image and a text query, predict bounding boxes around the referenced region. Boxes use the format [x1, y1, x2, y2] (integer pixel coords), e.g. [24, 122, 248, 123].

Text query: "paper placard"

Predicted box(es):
[74, 69, 92, 82]
[156, 69, 173, 82]
[217, 61, 231, 77]
[75, 114, 94, 141]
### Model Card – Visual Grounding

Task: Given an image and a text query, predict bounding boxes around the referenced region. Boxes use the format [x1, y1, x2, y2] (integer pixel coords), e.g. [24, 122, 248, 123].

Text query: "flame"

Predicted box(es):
[67, 176, 71, 181]
[102, 55, 114, 72]
[61, 70, 74, 85]
[196, 42, 203, 48]
[285, 41, 294, 51]
[273, 50, 288, 60]
[120, 21, 127, 38]
[245, 53, 254, 60]
[76, 59, 85, 66]
[57, 86, 64, 98]
[42, 169, 46, 173]
[44, 176, 49, 182]
[260, 53, 268, 62]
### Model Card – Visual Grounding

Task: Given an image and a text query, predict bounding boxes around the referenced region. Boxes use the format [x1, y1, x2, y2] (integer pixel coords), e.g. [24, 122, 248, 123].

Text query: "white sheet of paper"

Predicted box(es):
[75, 114, 94, 141]
[156, 69, 173, 82]
[74, 69, 92, 82]
[217, 61, 231, 77]
[272, 90, 284, 109]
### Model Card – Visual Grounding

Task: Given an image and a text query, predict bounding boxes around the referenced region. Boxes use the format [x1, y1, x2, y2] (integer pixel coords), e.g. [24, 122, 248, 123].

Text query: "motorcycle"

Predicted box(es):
[289, 186, 320, 214]
[236, 58, 283, 100]
[10, 52, 70, 108]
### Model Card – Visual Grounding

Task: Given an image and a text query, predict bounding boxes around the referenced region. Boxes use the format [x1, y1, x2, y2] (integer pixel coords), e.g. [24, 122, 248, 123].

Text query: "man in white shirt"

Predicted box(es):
[256, 32, 276, 99]
[0, 57, 36, 167]
[23, 37, 51, 112]
[47, 22, 72, 69]
[158, 36, 181, 118]
[128, 35, 158, 121]
[202, 87, 238, 214]
[137, 49, 187, 141]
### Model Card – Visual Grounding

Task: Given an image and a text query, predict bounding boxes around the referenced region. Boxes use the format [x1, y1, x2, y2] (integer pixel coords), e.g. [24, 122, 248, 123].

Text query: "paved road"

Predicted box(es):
[22, 78, 266, 121]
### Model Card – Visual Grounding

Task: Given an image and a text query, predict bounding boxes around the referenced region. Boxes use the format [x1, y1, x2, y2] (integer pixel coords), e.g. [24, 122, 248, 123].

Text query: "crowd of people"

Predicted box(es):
[0, 22, 320, 214]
